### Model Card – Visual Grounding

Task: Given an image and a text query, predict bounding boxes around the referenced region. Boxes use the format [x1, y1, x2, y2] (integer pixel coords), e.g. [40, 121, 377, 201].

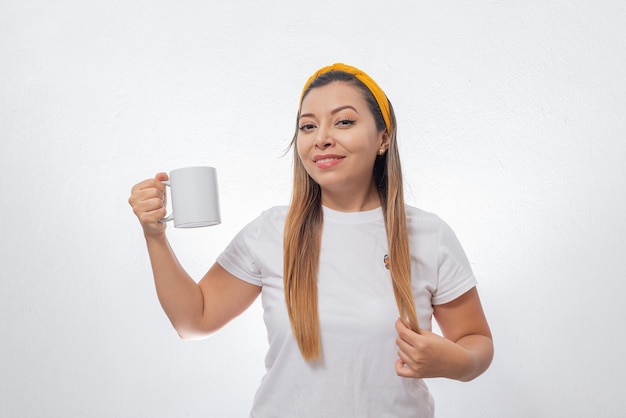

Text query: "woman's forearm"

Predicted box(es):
[454, 334, 494, 382]
[144, 232, 205, 338]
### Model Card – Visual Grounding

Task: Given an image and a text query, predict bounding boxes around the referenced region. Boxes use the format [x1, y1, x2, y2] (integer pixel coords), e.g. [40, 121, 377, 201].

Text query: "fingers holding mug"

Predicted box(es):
[129, 173, 170, 235]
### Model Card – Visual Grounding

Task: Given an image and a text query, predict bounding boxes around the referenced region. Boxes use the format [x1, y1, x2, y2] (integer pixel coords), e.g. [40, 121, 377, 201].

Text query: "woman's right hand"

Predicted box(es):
[128, 172, 170, 236]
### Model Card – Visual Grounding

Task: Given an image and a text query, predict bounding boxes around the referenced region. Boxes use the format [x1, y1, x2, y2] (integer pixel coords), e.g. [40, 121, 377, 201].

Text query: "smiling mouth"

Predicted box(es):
[313, 155, 345, 169]
[315, 157, 344, 163]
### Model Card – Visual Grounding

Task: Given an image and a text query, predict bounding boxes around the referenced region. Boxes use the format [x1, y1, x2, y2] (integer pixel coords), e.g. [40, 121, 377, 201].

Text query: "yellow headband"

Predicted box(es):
[300, 63, 392, 133]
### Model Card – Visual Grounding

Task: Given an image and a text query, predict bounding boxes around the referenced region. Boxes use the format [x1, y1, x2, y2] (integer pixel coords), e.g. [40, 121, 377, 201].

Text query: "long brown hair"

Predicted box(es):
[284, 70, 419, 360]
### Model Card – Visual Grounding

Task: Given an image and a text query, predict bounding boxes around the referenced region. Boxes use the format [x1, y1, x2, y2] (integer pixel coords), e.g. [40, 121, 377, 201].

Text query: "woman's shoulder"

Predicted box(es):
[257, 205, 289, 221]
[405, 204, 466, 246]
[244, 205, 289, 231]
[405, 204, 443, 227]
[230, 206, 287, 243]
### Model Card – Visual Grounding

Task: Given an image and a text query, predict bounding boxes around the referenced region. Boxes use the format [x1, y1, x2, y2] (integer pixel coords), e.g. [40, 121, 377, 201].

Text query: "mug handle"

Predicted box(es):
[159, 180, 174, 223]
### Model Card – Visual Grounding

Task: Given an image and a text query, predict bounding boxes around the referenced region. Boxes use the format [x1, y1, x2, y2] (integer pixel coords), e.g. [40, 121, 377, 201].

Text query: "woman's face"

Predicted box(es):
[297, 82, 388, 199]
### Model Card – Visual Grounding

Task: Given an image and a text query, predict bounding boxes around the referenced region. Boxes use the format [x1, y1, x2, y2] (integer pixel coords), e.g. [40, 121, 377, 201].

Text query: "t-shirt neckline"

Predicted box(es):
[322, 205, 383, 224]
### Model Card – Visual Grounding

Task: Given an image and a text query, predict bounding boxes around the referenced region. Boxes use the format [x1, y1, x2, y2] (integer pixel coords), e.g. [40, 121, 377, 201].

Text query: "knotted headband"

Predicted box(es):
[300, 63, 392, 134]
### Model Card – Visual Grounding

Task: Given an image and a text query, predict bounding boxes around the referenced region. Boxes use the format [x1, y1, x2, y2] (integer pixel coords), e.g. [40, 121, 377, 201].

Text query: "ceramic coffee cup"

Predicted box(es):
[160, 166, 221, 228]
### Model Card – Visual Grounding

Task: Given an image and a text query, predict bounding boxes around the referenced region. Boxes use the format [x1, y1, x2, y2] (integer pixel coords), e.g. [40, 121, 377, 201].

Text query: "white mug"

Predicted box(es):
[160, 166, 221, 228]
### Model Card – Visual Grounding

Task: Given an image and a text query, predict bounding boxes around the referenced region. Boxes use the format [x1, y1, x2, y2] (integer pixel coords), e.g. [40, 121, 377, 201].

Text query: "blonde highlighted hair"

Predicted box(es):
[284, 68, 419, 360]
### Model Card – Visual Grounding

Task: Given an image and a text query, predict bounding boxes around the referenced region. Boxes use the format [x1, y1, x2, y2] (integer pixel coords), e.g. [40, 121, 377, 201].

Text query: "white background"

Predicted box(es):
[2, 1, 625, 417]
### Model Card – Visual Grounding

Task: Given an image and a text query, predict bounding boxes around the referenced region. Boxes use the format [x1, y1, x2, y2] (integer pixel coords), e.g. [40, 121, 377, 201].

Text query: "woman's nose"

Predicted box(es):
[314, 126, 334, 149]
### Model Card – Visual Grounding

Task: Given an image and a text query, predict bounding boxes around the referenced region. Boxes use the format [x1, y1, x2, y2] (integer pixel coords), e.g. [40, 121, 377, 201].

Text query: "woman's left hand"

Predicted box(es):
[394, 318, 470, 379]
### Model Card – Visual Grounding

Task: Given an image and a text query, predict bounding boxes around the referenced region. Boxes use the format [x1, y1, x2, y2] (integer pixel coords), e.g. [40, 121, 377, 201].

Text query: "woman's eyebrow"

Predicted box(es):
[300, 105, 359, 120]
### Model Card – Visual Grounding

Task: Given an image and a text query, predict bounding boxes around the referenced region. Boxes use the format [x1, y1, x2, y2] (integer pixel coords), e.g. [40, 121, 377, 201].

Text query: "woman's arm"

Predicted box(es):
[145, 235, 260, 339]
[395, 287, 493, 381]
[130, 173, 260, 340]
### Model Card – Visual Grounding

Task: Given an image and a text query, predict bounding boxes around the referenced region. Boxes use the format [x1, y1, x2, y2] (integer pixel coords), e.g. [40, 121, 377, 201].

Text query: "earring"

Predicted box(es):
[378, 148, 386, 156]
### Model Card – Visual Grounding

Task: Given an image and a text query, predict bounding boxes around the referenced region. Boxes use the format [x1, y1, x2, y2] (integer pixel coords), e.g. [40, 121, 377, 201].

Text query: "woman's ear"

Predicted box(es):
[377, 131, 391, 156]
[380, 131, 390, 151]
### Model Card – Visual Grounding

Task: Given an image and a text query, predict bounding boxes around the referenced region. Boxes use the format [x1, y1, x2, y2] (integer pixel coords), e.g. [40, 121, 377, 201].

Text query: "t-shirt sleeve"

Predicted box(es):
[216, 216, 264, 287]
[431, 219, 478, 305]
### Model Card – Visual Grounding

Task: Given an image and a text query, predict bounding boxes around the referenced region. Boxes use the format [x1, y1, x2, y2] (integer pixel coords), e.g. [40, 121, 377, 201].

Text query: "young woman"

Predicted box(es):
[128, 63, 493, 417]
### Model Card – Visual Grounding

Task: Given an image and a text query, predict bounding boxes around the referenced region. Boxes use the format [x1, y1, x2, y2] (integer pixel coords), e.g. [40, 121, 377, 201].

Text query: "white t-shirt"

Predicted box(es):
[217, 205, 477, 418]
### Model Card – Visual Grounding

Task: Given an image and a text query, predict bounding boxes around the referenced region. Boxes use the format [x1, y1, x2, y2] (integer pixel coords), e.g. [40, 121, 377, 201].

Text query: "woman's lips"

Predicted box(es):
[313, 155, 345, 169]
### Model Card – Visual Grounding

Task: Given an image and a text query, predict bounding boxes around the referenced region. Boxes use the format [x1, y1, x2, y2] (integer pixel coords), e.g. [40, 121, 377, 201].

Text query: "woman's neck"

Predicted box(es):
[320, 182, 381, 212]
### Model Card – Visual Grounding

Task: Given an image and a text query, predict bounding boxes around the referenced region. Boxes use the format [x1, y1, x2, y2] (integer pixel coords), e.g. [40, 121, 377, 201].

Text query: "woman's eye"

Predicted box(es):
[299, 123, 316, 132]
[337, 119, 356, 127]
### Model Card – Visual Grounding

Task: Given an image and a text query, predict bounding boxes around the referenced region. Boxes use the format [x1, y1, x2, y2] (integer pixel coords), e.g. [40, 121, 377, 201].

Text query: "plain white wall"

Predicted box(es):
[2, 1, 625, 417]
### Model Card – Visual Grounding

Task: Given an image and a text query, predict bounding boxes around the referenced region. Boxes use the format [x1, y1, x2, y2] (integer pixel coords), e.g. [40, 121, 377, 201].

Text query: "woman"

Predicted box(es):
[129, 63, 493, 417]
